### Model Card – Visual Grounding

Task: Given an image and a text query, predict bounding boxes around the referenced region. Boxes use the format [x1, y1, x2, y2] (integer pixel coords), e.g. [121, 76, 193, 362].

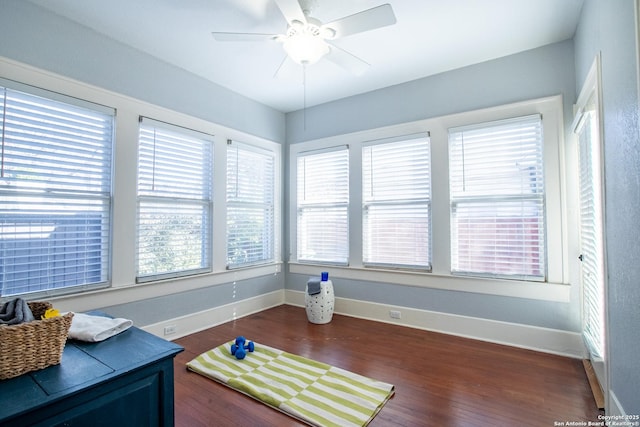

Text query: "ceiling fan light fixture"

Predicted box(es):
[282, 31, 329, 65]
[280, 18, 330, 65]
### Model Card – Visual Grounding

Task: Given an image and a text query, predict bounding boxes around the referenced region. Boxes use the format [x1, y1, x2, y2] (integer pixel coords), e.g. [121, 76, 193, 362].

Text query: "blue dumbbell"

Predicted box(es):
[230, 336, 255, 359]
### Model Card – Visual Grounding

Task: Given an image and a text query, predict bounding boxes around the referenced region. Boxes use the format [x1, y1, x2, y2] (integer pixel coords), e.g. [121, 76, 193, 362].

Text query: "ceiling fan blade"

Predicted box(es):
[324, 3, 396, 39]
[212, 32, 279, 41]
[273, 0, 306, 24]
[325, 43, 370, 76]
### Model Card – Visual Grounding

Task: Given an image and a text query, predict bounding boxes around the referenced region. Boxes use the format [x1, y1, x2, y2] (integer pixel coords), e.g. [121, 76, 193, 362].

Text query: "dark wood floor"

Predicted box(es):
[173, 305, 601, 426]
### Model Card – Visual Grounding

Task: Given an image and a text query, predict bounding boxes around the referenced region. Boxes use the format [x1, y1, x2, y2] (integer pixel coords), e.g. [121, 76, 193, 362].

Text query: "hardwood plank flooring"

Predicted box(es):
[173, 305, 601, 426]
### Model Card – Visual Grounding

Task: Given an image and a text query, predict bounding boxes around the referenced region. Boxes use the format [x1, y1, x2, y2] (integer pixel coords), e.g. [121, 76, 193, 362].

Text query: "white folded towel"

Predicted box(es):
[68, 312, 133, 342]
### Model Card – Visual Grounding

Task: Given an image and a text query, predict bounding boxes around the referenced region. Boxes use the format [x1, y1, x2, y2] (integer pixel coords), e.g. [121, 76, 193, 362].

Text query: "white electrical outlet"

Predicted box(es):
[163, 325, 178, 335]
[389, 310, 401, 319]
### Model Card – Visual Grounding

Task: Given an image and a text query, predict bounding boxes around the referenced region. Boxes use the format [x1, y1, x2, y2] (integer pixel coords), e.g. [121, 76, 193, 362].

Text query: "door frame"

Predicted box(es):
[572, 53, 609, 410]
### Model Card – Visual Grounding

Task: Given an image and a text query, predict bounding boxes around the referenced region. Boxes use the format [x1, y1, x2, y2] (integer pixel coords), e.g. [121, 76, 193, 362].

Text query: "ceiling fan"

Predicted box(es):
[212, 0, 397, 76]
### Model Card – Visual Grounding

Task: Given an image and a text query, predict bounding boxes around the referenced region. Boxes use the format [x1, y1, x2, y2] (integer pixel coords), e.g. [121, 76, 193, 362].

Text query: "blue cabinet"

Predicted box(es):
[0, 320, 183, 426]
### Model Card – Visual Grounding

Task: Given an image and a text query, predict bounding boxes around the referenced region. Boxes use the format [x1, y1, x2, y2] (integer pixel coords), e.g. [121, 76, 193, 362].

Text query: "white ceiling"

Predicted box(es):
[27, 0, 584, 113]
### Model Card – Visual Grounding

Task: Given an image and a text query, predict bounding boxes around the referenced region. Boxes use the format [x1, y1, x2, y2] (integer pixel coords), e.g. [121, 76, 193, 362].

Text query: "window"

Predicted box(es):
[574, 57, 606, 384]
[577, 101, 605, 358]
[136, 117, 213, 281]
[226, 141, 275, 268]
[362, 136, 431, 269]
[0, 82, 114, 297]
[449, 115, 545, 280]
[296, 147, 349, 265]
[290, 97, 564, 299]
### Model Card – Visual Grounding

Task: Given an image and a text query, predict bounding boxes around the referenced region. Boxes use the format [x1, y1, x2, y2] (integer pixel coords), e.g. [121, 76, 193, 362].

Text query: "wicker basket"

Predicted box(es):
[0, 302, 74, 380]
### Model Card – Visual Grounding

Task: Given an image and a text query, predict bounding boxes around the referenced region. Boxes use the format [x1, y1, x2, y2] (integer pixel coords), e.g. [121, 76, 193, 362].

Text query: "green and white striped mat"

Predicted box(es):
[187, 341, 395, 427]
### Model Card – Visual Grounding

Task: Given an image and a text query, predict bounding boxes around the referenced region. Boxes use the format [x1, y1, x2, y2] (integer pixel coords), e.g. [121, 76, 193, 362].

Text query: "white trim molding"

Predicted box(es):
[285, 290, 586, 359]
[608, 390, 626, 417]
[141, 290, 285, 340]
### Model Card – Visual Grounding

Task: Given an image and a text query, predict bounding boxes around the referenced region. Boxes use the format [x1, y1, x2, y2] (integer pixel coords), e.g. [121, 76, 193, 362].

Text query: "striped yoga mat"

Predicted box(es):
[187, 341, 395, 427]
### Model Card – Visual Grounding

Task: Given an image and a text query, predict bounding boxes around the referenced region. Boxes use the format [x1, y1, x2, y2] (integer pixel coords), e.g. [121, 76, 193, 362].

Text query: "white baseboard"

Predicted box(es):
[141, 290, 285, 340]
[141, 289, 585, 359]
[285, 290, 586, 359]
[608, 390, 626, 416]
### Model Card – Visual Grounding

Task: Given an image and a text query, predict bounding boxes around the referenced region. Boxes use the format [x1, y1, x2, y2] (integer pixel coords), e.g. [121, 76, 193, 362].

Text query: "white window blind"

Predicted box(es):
[226, 141, 275, 268]
[0, 83, 114, 297]
[449, 115, 545, 280]
[576, 107, 606, 358]
[297, 147, 349, 264]
[362, 136, 431, 269]
[136, 117, 213, 281]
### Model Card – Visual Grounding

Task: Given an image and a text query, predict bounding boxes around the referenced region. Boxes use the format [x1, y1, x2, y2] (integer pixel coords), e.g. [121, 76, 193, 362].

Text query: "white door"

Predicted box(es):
[574, 57, 607, 396]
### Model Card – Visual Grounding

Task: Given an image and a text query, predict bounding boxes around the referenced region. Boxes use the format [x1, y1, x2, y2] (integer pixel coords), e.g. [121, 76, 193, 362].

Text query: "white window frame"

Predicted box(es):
[573, 55, 608, 393]
[448, 115, 546, 281]
[362, 134, 432, 271]
[135, 117, 213, 283]
[0, 57, 283, 309]
[290, 96, 568, 302]
[226, 139, 277, 269]
[0, 79, 114, 299]
[295, 145, 350, 266]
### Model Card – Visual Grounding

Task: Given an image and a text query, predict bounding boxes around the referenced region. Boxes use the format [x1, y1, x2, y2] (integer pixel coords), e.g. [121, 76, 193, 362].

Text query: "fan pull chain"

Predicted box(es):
[303, 63, 307, 131]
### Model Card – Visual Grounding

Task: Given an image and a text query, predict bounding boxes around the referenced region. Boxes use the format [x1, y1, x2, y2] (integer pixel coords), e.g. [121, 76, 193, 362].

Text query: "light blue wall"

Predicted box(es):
[287, 273, 578, 330]
[102, 275, 282, 326]
[574, 0, 640, 415]
[286, 40, 576, 144]
[285, 41, 581, 332]
[0, 0, 285, 143]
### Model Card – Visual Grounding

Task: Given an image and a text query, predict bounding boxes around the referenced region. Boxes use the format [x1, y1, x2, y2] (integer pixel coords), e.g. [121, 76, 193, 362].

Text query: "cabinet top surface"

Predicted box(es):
[0, 320, 183, 419]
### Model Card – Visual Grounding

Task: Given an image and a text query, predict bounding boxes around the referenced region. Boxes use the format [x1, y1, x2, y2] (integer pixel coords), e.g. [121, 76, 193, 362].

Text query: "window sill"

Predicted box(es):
[288, 262, 570, 303]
